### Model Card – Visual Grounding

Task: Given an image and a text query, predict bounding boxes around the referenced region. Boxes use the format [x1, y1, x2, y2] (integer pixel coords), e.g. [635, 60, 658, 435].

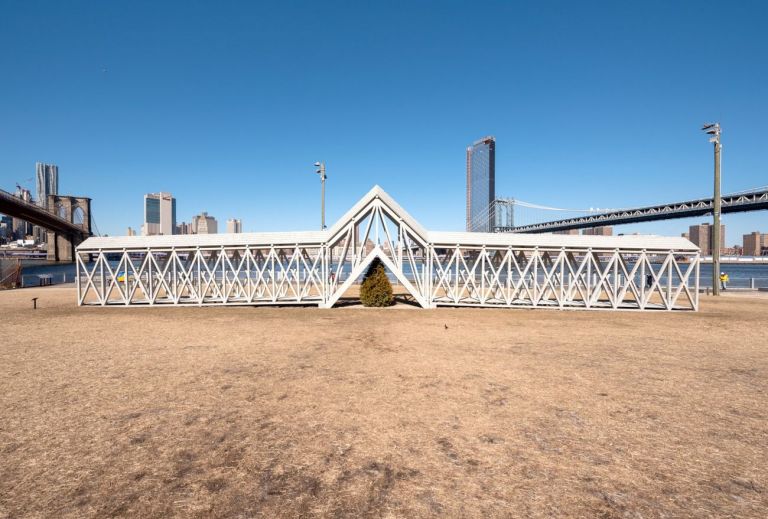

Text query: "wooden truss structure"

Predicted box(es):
[77, 186, 699, 311]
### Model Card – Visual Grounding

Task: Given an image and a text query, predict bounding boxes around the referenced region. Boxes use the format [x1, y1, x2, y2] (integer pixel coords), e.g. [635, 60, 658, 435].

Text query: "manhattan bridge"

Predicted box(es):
[470, 185, 768, 234]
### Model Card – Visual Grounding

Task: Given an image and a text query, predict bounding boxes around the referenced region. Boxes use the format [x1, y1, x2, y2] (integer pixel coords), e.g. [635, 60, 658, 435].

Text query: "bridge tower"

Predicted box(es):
[46, 195, 91, 262]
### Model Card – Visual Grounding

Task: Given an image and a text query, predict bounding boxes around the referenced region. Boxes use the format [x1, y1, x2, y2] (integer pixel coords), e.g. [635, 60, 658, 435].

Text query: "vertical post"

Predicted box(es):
[76, 254, 81, 304]
[221, 246, 226, 303]
[172, 249, 177, 304]
[703, 123, 722, 295]
[124, 251, 131, 306]
[533, 247, 539, 306]
[322, 243, 328, 307]
[480, 247, 485, 304]
[586, 250, 592, 308]
[694, 254, 700, 310]
[559, 249, 565, 309]
[147, 251, 153, 305]
[315, 162, 327, 231]
[246, 247, 253, 302]
[321, 170, 326, 230]
[640, 251, 646, 308]
[713, 135, 721, 295]
[667, 252, 673, 310]
[612, 250, 619, 308]
[99, 252, 105, 305]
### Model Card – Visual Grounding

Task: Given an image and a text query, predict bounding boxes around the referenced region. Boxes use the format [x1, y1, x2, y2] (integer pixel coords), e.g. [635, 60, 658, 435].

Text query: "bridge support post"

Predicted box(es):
[45, 195, 91, 262]
[46, 230, 83, 262]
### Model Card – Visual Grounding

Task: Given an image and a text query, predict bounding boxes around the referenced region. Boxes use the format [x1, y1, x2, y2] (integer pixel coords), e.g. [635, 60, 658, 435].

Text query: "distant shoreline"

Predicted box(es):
[700, 256, 768, 264]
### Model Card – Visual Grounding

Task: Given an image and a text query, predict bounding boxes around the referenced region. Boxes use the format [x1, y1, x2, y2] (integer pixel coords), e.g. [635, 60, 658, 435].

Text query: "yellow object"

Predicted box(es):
[720, 273, 729, 283]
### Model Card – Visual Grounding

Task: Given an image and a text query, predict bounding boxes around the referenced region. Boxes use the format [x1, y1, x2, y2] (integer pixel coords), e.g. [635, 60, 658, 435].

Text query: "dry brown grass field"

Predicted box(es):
[1, 286, 767, 518]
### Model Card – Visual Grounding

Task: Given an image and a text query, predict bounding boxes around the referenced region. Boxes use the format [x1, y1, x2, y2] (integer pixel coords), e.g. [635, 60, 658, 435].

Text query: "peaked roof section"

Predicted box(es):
[78, 186, 699, 252]
[325, 185, 429, 240]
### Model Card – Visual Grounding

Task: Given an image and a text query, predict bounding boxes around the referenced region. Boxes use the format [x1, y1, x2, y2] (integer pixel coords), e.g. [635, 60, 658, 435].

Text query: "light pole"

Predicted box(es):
[314, 162, 327, 230]
[702, 123, 721, 295]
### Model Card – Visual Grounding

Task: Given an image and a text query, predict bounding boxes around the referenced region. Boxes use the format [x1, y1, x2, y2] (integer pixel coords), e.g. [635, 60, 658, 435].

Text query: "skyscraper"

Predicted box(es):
[742, 232, 768, 256]
[142, 192, 176, 236]
[466, 136, 495, 232]
[35, 162, 58, 209]
[12, 187, 33, 239]
[226, 218, 242, 233]
[192, 212, 218, 234]
[583, 226, 613, 236]
[0, 215, 12, 242]
[688, 223, 725, 256]
[176, 222, 193, 235]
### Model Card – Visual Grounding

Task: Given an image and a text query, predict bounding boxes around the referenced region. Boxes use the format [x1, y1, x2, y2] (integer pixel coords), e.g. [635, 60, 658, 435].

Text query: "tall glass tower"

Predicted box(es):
[35, 162, 59, 209]
[466, 136, 495, 232]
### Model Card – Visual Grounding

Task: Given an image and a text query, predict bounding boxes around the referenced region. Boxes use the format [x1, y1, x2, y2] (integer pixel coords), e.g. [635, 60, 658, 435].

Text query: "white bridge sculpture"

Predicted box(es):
[76, 186, 700, 311]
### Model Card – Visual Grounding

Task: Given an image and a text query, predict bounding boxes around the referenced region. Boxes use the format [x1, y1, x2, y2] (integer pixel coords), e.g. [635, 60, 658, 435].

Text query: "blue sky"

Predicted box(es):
[1, 1, 766, 245]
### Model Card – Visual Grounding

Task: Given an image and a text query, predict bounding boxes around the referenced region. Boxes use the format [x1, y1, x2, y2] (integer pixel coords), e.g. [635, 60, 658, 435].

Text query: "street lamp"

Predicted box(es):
[701, 123, 721, 295]
[314, 162, 327, 230]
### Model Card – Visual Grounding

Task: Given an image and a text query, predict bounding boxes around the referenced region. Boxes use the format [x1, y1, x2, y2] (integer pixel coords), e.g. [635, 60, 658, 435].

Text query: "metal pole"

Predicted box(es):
[315, 162, 326, 230]
[321, 165, 326, 230]
[702, 123, 722, 296]
[712, 131, 721, 295]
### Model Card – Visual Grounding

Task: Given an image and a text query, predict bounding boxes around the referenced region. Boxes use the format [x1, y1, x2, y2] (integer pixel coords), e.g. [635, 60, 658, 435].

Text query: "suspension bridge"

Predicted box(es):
[470, 185, 768, 234]
[0, 187, 92, 261]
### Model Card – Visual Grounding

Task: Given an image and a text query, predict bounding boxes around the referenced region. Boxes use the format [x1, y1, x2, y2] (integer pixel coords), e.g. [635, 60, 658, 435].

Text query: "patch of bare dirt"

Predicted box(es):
[0, 287, 766, 517]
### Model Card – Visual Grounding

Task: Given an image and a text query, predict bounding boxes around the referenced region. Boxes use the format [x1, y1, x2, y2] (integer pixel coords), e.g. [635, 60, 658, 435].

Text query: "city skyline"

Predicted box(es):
[132, 190, 243, 236]
[1, 2, 766, 241]
[3, 155, 768, 247]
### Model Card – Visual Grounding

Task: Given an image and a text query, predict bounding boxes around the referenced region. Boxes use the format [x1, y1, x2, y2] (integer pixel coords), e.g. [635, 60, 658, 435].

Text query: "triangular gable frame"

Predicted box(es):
[324, 245, 428, 308]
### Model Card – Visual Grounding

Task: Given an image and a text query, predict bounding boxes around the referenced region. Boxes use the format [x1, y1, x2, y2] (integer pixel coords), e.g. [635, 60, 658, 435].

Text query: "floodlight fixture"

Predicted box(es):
[701, 122, 721, 143]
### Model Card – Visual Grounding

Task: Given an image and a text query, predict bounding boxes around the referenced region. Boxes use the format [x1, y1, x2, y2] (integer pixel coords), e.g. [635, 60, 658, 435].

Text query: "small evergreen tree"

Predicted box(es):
[359, 258, 394, 307]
